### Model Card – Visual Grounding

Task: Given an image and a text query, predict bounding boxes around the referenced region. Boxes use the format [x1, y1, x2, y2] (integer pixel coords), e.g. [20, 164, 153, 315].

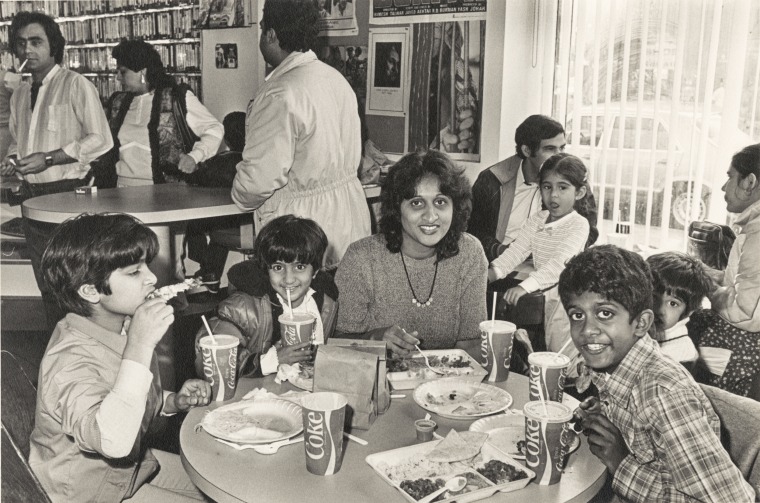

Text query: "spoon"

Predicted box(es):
[414, 345, 448, 376]
[418, 476, 467, 503]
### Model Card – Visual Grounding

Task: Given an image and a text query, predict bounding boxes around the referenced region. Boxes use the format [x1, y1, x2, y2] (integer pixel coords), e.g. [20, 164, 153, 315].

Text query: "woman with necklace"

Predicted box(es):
[335, 150, 487, 358]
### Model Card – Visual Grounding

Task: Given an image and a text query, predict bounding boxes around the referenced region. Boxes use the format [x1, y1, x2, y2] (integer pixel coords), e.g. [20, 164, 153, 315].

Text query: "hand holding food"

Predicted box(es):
[580, 412, 629, 473]
[146, 278, 203, 301]
[128, 298, 175, 348]
[381, 326, 419, 357]
[276, 341, 313, 366]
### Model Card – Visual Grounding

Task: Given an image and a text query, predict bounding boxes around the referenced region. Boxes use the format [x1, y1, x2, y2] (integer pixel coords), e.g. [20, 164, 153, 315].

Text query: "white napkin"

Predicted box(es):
[274, 363, 300, 385]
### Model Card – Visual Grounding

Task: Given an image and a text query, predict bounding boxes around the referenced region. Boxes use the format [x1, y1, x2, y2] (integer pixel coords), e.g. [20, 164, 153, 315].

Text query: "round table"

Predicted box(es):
[180, 374, 607, 503]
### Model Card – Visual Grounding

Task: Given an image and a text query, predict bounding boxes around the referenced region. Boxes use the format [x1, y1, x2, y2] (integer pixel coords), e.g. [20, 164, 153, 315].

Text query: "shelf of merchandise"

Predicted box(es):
[0, 1, 202, 100]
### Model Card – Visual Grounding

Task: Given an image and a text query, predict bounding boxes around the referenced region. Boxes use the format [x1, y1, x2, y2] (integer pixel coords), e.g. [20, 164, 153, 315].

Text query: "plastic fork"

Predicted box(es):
[414, 345, 448, 375]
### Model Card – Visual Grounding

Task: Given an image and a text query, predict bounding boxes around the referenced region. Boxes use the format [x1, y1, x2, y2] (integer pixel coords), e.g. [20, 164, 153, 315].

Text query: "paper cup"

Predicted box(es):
[523, 401, 574, 485]
[528, 352, 570, 402]
[301, 392, 347, 476]
[414, 419, 436, 442]
[279, 312, 316, 346]
[198, 334, 238, 402]
[479, 320, 516, 382]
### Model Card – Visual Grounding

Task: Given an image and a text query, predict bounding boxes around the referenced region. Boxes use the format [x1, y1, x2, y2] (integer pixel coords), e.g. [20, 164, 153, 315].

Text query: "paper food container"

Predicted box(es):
[386, 349, 487, 390]
[366, 439, 535, 503]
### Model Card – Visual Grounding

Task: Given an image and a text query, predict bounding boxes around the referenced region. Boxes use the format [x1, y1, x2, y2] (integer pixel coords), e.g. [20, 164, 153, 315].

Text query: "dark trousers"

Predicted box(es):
[184, 214, 243, 280]
[18, 177, 87, 335]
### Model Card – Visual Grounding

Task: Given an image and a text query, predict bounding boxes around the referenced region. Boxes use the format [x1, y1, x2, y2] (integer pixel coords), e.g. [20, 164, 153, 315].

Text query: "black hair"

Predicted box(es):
[253, 215, 328, 272]
[112, 39, 174, 90]
[40, 213, 159, 318]
[379, 149, 472, 260]
[646, 252, 714, 325]
[731, 143, 760, 180]
[514, 114, 565, 160]
[223, 111, 246, 152]
[13, 11, 65, 64]
[540, 153, 599, 247]
[559, 245, 653, 322]
[262, 0, 319, 53]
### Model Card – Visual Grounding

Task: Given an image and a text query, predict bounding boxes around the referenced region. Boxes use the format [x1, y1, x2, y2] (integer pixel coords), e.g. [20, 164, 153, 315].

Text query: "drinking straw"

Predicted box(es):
[343, 432, 368, 446]
[557, 337, 574, 356]
[537, 373, 549, 416]
[201, 315, 217, 345]
[491, 292, 497, 326]
[286, 289, 293, 318]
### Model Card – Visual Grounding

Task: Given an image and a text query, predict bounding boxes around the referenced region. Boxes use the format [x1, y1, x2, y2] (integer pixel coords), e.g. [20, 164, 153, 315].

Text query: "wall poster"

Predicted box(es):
[407, 20, 485, 162]
[314, 0, 359, 37]
[370, 0, 487, 25]
[367, 27, 410, 116]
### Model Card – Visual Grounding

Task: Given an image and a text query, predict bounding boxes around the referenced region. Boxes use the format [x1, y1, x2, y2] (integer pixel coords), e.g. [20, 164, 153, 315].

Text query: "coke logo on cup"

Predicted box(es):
[480, 330, 489, 365]
[525, 417, 542, 465]
[555, 423, 573, 471]
[227, 347, 238, 389]
[201, 346, 216, 387]
[528, 365, 542, 398]
[305, 411, 326, 460]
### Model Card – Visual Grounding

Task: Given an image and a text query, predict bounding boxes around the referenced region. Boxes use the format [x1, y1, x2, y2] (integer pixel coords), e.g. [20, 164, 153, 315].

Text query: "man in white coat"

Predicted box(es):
[232, 0, 371, 267]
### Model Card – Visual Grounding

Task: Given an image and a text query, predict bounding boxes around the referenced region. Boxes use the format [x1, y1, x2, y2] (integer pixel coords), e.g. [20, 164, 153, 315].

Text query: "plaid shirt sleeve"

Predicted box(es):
[612, 388, 755, 503]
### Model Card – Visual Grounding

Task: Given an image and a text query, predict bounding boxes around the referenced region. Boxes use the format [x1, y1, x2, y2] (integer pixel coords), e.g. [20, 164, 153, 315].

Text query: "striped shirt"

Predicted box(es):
[592, 335, 755, 502]
[9, 65, 112, 184]
[490, 209, 589, 292]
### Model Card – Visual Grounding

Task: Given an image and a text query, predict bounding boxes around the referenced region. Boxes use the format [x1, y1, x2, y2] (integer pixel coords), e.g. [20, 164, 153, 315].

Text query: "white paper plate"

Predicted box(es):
[470, 414, 580, 460]
[413, 379, 512, 420]
[201, 399, 303, 444]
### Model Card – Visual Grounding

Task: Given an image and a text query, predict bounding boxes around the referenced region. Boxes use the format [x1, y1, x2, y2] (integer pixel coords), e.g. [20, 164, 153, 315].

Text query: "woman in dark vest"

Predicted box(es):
[101, 39, 223, 187]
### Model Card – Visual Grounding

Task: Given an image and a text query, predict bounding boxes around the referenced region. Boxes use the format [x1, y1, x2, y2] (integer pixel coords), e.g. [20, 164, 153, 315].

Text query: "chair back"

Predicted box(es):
[700, 383, 760, 493]
[1, 350, 38, 460]
[1, 427, 52, 502]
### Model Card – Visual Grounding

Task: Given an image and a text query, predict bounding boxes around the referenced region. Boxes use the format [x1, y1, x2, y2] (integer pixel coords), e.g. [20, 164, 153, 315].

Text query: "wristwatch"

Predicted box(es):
[44, 154, 54, 167]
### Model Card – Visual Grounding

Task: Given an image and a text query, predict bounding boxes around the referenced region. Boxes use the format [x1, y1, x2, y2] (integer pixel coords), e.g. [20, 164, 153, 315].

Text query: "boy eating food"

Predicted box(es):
[559, 245, 753, 502]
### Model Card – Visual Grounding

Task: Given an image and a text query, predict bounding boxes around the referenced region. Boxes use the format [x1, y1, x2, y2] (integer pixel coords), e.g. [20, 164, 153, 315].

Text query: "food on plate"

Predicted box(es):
[399, 478, 444, 500]
[388, 354, 473, 377]
[147, 278, 202, 301]
[424, 388, 507, 415]
[476, 459, 529, 484]
[207, 406, 294, 442]
[427, 429, 488, 463]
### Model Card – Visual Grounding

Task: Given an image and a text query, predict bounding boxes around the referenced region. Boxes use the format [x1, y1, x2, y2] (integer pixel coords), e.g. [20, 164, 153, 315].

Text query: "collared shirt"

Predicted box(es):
[9, 65, 112, 184]
[29, 314, 167, 502]
[502, 162, 541, 244]
[116, 90, 223, 187]
[658, 317, 698, 364]
[590, 335, 755, 502]
[491, 209, 589, 292]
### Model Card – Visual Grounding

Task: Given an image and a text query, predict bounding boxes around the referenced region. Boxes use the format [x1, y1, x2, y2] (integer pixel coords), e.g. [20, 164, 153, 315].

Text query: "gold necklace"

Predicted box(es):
[400, 252, 438, 308]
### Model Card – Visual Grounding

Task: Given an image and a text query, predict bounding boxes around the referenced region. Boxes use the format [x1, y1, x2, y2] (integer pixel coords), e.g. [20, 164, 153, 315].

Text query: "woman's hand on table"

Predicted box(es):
[371, 325, 419, 357]
[276, 341, 313, 366]
[177, 153, 198, 174]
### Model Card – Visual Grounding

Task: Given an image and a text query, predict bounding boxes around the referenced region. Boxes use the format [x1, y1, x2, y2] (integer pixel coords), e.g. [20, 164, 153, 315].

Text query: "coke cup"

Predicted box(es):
[528, 352, 570, 402]
[479, 320, 516, 382]
[198, 335, 239, 402]
[523, 401, 574, 485]
[279, 312, 316, 346]
[301, 392, 347, 476]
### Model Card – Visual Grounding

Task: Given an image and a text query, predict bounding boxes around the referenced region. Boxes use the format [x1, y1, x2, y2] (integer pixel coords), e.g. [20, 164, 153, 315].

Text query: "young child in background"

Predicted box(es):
[488, 153, 598, 375]
[29, 213, 210, 502]
[560, 245, 754, 503]
[195, 215, 338, 379]
[646, 251, 714, 366]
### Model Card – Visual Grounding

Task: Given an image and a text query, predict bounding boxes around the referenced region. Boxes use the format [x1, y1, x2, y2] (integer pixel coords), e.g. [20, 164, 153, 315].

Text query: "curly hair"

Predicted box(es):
[262, 0, 319, 53]
[559, 245, 653, 322]
[646, 251, 714, 321]
[112, 39, 174, 90]
[379, 150, 472, 260]
[731, 143, 760, 179]
[540, 153, 599, 247]
[12, 11, 66, 64]
[41, 213, 159, 318]
[253, 214, 328, 272]
[514, 114, 565, 159]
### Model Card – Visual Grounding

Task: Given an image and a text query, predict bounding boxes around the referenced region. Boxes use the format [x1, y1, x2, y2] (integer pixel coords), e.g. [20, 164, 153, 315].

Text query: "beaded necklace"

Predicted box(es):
[399, 252, 438, 308]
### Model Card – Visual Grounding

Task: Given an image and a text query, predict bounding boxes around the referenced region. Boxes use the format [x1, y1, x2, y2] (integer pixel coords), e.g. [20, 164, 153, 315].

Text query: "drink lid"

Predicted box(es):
[199, 334, 239, 349]
[523, 401, 573, 423]
[528, 351, 571, 368]
[278, 312, 317, 324]
[479, 320, 517, 332]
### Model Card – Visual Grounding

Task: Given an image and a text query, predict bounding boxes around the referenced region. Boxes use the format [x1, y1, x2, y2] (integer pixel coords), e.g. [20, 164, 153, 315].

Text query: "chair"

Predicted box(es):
[1, 350, 51, 501]
[699, 383, 760, 493]
[209, 212, 256, 261]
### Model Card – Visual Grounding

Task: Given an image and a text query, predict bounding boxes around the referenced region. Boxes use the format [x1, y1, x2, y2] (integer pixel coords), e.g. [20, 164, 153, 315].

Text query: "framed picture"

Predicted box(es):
[215, 44, 238, 69]
[367, 28, 409, 116]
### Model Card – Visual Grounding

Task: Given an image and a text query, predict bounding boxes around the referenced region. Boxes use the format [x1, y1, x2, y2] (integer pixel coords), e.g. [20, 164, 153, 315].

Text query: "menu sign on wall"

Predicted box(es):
[370, 0, 488, 25]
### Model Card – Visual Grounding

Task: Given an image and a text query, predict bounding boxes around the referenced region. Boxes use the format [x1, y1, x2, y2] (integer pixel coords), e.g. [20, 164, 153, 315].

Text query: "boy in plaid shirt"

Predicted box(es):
[559, 245, 753, 502]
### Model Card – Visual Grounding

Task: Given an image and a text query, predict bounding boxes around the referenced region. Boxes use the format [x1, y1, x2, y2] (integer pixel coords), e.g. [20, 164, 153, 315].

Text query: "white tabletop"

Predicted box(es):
[180, 374, 607, 503]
